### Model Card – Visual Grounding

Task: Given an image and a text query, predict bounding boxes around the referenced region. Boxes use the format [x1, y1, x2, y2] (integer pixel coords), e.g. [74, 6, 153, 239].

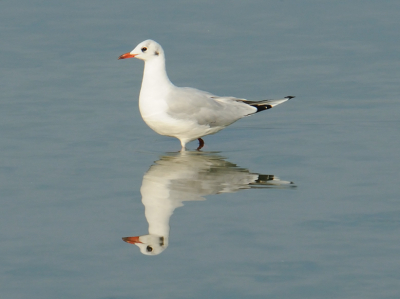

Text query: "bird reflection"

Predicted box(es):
[123, 151, 294, 255]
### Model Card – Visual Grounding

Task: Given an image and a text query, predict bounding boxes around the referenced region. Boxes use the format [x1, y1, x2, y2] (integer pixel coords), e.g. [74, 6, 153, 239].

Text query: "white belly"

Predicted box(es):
[141, 111, 222, 141]
[138, 90, 225, 143]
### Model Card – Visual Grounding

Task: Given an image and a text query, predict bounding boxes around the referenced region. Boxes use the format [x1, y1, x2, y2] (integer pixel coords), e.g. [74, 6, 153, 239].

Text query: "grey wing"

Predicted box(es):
[166, 87, 256, 127]
[237, 96, 295, 111]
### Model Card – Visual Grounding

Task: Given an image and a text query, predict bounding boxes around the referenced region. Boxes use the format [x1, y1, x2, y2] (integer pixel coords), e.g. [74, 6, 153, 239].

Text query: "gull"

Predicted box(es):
[118, 40, 294, 150]
[122, 151, 294, 255]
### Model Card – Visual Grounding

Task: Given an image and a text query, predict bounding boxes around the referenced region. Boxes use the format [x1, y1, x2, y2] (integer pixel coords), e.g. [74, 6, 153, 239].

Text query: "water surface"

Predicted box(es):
[1, 1, 400, 298]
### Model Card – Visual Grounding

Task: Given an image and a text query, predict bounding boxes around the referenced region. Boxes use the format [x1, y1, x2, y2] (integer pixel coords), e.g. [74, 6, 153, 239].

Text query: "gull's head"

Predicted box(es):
[122, 234, 168, 256]
[118, 39, 164, 61]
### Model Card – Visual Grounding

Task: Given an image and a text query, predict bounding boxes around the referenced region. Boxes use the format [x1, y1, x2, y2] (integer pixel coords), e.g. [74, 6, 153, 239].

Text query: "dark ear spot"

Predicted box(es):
[155, 51, 159, 56]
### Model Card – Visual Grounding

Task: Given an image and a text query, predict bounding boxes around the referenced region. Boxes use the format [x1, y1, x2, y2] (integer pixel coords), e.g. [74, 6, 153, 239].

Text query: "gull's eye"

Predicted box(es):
[141, 47, 147, 53]
[146, 246, 153, 252]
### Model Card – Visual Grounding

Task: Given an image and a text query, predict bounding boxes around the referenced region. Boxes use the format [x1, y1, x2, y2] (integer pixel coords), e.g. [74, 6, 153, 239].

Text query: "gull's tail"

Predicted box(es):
[247, 96, 295, 112]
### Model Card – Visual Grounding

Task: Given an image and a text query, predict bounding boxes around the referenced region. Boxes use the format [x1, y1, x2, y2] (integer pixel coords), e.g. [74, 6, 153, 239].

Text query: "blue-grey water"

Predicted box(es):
[1, 1, 400, 298]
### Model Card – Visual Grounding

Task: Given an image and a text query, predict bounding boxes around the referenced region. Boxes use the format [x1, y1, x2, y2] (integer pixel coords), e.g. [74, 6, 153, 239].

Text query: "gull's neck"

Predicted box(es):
[140, 56, 174, 99]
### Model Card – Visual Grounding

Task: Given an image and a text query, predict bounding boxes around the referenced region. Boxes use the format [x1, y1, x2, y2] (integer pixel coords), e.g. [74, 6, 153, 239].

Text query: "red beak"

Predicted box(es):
[122, 236, 142, 244]
[118, 53, 137, 60]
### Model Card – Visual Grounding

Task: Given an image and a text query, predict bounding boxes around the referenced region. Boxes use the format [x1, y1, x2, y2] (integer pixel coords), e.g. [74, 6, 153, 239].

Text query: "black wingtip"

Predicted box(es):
[285, 96, 295, 100]
[254, 105, 272, 112]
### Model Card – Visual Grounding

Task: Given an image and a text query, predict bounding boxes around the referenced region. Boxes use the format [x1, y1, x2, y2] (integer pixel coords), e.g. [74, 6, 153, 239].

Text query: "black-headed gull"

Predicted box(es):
[119, 40, 294, 150]
[122, 151, 294, 255]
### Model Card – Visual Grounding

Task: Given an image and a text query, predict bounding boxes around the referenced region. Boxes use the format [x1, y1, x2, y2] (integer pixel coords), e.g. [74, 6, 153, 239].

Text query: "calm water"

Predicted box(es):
[1, 1, 400, 298]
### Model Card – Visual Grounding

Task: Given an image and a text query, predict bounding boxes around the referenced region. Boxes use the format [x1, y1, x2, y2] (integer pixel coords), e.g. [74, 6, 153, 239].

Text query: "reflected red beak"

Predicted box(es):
[118, 53, 137, 60]
[122, 236, 142, 244]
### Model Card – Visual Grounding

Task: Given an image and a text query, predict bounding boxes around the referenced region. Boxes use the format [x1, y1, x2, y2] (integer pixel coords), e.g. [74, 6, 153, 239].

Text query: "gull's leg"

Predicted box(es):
[197, 138, 204, 150]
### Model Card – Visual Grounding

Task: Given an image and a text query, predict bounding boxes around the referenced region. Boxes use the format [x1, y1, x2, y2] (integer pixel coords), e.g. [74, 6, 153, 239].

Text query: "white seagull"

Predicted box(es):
[119, 40, 294, 150]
